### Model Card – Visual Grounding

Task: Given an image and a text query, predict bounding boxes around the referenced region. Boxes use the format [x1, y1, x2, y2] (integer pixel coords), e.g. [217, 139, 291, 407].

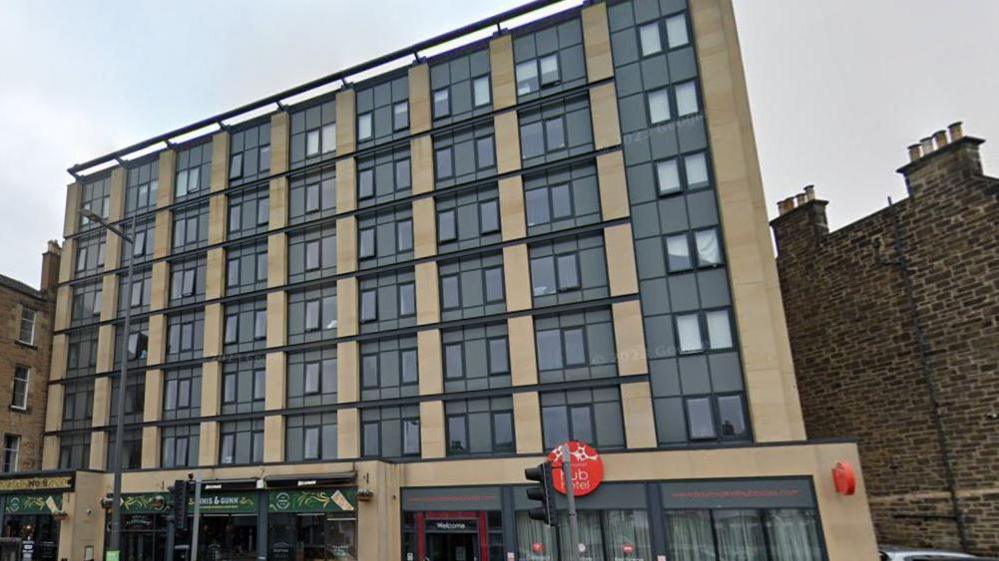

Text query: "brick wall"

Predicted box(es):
[772, 134, 999, 555]
[0, 276, 55, 473]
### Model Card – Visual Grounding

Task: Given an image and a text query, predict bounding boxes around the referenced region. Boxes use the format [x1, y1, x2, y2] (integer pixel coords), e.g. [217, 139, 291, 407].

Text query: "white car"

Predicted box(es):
[880, 545, 975, 561]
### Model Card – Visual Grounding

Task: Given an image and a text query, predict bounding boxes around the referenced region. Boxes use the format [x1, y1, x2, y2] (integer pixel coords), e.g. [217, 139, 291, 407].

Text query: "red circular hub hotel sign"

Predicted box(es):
[548, 441, 604, 496]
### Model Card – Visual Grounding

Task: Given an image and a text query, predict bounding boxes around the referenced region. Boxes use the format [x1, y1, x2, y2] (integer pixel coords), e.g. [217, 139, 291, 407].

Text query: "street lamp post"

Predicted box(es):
[80, 208, 136, 560]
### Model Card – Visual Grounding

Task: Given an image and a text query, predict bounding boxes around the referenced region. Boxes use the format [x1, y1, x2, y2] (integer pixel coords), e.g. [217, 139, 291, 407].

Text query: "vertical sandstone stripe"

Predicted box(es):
[590, 82, 622, 150]
[581, 3, 613, 82]
[417, 329, 443, 396]
[508, 315, 538, 386]
[156, 150, 176, 209]
[266, 291, 287, 348]
[408, 64, 431, 134]
[419, 401, 445, 459]
[270, 112, 290, 174]
[415, 262, 440, 326]
[412, 198, 437, 259]
[689, 0, 805, 442]
[268, 233, 288, 288]
[205, 247, 225, 300]
[108, 166, 127, 221]
[494, 111, 522, 175]
[337, 408, 359, 458]
[597, 151, 629, 220]
[499, 176, 527, 242]
[210, 131, 230, 192]
[337, 341, 359, 403]
[513, 392, 543, 454]
[604, 224, 639, 296]
[269, 177, 289, 230]
[489, 34, 516, 110]
[336, 157, 357, 213]
[63, 182, 81, 238]
[410, 135, 435, 195]
[201, 361, 222, 417]
[620, 381, 657, 448]
[336, 89, 356, 154]
[502, 245, 532, 312]
[264, 415, 285, 462]
[265, 352, 287, 411]
[612, 300, 648, 376]
[337, 216, 358, 274]
[337, 278, 358, 338]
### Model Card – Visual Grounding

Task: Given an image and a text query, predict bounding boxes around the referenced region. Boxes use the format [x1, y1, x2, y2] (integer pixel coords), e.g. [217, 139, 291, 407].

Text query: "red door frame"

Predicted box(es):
[416, 511, 489, 561]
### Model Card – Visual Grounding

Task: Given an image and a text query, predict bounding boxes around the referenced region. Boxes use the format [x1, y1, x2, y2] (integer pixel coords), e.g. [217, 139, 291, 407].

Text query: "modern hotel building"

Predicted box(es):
[0, 1, 879, 560]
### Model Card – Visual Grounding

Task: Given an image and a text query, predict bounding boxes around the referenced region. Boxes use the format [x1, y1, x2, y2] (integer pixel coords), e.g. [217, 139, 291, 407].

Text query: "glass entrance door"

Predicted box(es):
[425, 532, 478, 561]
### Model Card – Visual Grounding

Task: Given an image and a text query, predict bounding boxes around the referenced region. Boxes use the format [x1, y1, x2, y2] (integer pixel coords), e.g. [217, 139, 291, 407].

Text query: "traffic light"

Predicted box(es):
[524, 462, 557, 526]
[171, 479, 190, 531]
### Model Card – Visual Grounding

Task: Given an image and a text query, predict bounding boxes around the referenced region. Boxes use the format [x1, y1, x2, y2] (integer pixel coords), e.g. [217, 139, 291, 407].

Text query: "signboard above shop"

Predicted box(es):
[0, 474, 74, 494]
[548, 441, 604, 497]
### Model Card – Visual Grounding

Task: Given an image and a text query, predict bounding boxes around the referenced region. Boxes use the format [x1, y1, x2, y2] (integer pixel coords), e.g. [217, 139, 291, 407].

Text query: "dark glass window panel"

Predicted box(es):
[556, 254, 579, 290]
[445, 343, 464, 379]
[536, 330, 563, 370]
[686, 398, 716, 440]
[563, 328, 587, 366]
[718, 395, 747, 437]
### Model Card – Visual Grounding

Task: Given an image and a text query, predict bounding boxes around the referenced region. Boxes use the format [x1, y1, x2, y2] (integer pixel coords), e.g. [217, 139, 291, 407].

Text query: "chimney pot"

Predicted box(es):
[920, 137, 935, 155]
[948, 121, 964, 141]
[907, 144, 922, 162]
[803, 185, 816, 201]
[933, 130, 948, 150]
[777, 197, 795, 216]
[794, 193, 808, 206]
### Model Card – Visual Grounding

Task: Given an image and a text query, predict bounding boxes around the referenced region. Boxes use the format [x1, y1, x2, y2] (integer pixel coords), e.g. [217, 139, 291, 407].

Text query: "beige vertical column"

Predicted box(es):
[336, 278, 358, 337]
[153, 209, 173, 260]
[58, 238, 75, 284]
[408, 64, 431, 134]
[489, 34, 516, 111]
[336, 217, 357, 274]
[54, 286, 72, 331]
[690, 0, 805, 441]
[107, 166, 126, 225]
[417, 330, 442, 395]
[211, 131, 230, 192]
[513, 392, 543, 454]
[203, 303, 223, 358]
[50, 335, 67, 381]
[100, 274, 119, 322]
[336, 157, 357, 213]
[208, 195, 227, 245]
[269, 111, 291, 231]
[141, 426, 160, 469]
[335, 89, 356, 154]
[150, 261, 169, 311]
[89, 431, 107, 471]
[419, 401, 445, 459]
[499, 177, 526, 242]
[146, 314, 167, 366]
[412, 198, 437, 259]
[142, 369, 163, 468]
[337, 340, 359, 459]
[508, 316, 538, 386]
[597, 151, 629, 220]
[104, 228, 122, 272]
[266, 291, 287, 348]
[581, 2, 613, 82]
[268, 233, 287, 288]
[590, 82, 621, 150]
[415, 262, 440, 326]
[337, 342, 359, 404]
[265, 352, 286, 411]
[264, 415, 285, 463]
[198, 421, 219, 466]
[41, 436, 60, 470]
[604, 224, 638, 296]
[337, 408, 359, 459]
[620, 381, 657, 449]
[502, 245, 531, 312]
[613, 301, 648, 376]
[410, 135, 434, 195]
[206, 247, 225, 300]
[144, 369, 163, 423]
[63, 182, 82, 238]
[96, 324, 116, 374]
[201, 361, 222, 418]
[44, 384, 64, 433]
[156, 150, 177, 209]
[494, 111, 522, 175]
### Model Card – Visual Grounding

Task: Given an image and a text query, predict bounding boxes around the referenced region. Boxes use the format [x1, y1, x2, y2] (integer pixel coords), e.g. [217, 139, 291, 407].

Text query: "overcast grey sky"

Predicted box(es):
[1, 0, 996, 288]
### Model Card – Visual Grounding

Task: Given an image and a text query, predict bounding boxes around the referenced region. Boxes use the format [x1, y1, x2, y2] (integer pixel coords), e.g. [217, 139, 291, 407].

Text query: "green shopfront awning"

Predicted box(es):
[268, 489, 356, 513]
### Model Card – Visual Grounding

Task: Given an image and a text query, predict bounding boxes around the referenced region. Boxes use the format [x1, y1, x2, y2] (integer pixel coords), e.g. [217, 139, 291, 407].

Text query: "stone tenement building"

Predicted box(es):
[771, 124, 999, 555]
[0, 242, 61, 474]
[1, 1, 880, 560]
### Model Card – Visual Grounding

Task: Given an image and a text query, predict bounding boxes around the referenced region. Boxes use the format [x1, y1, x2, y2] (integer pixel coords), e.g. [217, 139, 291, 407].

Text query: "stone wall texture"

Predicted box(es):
[771, 137, 999, 556]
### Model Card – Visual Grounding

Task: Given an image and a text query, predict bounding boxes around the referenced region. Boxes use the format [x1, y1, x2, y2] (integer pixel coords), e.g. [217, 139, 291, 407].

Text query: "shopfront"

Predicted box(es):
[265, 475, 357, 561]
[0, 473, 73, 561]
[402, 478, 827, 561]
[104, 493, 170, 561]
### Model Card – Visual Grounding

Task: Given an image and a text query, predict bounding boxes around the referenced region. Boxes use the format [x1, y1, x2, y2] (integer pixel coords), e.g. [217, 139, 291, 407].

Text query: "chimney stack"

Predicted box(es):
[40, 240, 61, 295]
[933, 130, 948, 150]
[948, 121, 964, 141]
